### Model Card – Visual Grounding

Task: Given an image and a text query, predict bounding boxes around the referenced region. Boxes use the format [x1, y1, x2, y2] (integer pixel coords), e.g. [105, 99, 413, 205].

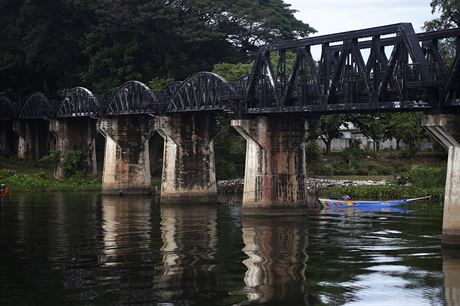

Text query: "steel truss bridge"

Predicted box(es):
[1, 23, 460, 121]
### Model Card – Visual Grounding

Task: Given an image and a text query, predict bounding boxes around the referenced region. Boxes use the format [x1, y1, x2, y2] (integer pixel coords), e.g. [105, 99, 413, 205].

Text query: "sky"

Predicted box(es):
[285, 0, 438, 35]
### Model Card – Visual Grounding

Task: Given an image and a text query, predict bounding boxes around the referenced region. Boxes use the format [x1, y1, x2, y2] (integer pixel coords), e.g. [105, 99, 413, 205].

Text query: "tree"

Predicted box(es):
[349, 114, 390, 151]
[213, 62, 253, 81]
[424, 0, 460, 30]
[317, 115, 347, 154]
[0, 0, 95, 96]
[0, 0, 315, 96]
[384, 113, 427, 150]
[424, 1, 459, 67]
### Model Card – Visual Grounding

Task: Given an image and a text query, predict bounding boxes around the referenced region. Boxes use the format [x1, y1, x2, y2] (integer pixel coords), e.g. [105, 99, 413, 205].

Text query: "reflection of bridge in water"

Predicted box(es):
[242, 216, 309, 304]
[1, 23, 460, 246]
[155, 205, 222, 303]
[2, 193, 460, 304]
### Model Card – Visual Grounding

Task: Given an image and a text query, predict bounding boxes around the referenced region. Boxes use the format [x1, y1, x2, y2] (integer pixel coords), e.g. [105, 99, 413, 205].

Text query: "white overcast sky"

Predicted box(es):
[285, 0, 438, 35]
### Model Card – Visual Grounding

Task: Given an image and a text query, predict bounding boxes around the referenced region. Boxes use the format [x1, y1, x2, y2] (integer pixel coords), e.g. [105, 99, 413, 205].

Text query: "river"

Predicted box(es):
[0, 193, 458, 305]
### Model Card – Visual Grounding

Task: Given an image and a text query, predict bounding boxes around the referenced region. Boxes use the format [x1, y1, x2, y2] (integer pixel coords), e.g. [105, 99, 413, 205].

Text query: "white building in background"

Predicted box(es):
[316, 122, 434, 152]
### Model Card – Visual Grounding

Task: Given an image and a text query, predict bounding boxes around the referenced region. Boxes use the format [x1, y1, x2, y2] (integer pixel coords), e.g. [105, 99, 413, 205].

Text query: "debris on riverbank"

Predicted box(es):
[217, 177, 387, 194]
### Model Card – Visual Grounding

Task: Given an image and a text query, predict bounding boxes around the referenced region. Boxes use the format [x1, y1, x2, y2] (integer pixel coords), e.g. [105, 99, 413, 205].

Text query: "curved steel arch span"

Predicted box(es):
[57, 87, 99, 118]
[19, 92, 52, 119]
[105, 81, 151, 115]
[168, 72, 229, 112]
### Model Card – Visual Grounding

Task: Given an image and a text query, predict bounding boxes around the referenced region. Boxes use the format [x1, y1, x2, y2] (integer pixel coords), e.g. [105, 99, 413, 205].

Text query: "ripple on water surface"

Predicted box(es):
[0, 193, 457, 305]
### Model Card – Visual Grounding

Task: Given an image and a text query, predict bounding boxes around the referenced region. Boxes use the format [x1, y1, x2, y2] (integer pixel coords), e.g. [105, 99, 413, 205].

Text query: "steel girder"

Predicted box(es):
[105, 81, 152, 116]
[57, 87, 99, 118]
[18, 93, 53, 119]
[244, 23, 460, 114]
[168, 72, 229, 112]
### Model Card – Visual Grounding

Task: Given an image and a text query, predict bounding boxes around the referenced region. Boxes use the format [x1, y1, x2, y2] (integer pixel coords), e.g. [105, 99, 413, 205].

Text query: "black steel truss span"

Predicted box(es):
[57, 87, 99, 118]
[18, 93, 53, 119]
[0, 96, 16, 120]
[244, 23, 460, 114]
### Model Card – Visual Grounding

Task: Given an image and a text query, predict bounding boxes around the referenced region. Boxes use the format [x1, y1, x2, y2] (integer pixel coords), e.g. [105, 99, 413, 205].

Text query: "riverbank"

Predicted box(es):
[1, 155, 446, 200]
[218, 175, 445, 201]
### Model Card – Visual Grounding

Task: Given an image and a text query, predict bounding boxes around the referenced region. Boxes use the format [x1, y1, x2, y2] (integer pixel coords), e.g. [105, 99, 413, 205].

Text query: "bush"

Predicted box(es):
[343, 139, 364, 164]
[408, 165, 446, 189]
[307, 163, 335, 176]
[0, 169, 16, 179]
[39, 150, 61, 164]
[62, 151, 85, 177]
[399, 148, 418, 159]
[305, 140, 321, 164]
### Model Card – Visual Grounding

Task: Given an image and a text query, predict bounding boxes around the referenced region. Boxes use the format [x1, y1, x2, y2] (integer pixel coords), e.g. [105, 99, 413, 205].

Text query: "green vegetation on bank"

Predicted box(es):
[304, 135, 448, 200]
[0, 169, 100, 192]
[322, 185, 445, 202]
[320, 164, 446, 201]
[0, 154, 100, 191]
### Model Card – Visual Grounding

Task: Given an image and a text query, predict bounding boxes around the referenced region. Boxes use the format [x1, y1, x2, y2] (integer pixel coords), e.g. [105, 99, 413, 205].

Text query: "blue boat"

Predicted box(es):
[318, 196, 430, 208]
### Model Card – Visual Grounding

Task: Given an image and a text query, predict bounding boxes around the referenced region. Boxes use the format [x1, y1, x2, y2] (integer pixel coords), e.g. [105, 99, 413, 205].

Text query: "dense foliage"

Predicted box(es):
[0, 0, 314, 96]
[425, 0, 460, 30]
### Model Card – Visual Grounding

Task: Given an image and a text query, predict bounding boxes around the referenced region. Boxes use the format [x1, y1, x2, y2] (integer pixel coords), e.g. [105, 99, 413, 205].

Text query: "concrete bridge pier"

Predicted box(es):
[98, 117, 155, 195]
[12, 120, 50, 160]
[49, 119, 97, 180]
[155, 114, 219, 203]
[231, 116, 309, 211]
[423, 114, 460, 248]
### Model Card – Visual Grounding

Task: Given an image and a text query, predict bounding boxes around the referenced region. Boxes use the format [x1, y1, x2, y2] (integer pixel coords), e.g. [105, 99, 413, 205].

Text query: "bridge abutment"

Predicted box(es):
[98, 117, 154, 195]
[49, 119, 97, 180]
[423, 114, 460, 248]
[155, 114, 219, 203]
[13, 120, 50, 160]
[231, 116, 309, 211]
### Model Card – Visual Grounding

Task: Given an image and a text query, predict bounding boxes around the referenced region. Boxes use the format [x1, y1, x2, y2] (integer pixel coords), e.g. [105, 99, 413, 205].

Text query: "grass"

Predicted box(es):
[2, 172, 101, 192]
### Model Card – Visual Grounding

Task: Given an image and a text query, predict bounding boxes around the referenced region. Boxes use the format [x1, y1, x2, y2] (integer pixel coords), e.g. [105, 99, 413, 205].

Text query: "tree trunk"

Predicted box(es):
[320, 136, 332, 154]
[326, 139, 332, 154]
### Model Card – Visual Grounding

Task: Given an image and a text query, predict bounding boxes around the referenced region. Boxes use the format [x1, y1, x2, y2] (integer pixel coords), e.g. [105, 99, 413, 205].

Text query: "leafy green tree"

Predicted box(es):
[425, 0, 460, 30]
[424, 0, 459, 66]
[0, 0, 95, 95]
[214, 119, 246, 179]
[1, 0, 315, 96]
[317, 115, 347, 154]
[148, 77, 175, 90]
[384, 113, 427, 150]
[349, 114, 390, 151]
[213, 63, 253, 81]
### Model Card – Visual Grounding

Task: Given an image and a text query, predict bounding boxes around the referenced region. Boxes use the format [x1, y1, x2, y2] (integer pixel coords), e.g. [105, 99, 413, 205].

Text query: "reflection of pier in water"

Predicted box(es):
[444, 250, 460, 306]
[101, 196, 152, 265]
[155, 205, 226, 303]
[242, 216, 309, 305]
